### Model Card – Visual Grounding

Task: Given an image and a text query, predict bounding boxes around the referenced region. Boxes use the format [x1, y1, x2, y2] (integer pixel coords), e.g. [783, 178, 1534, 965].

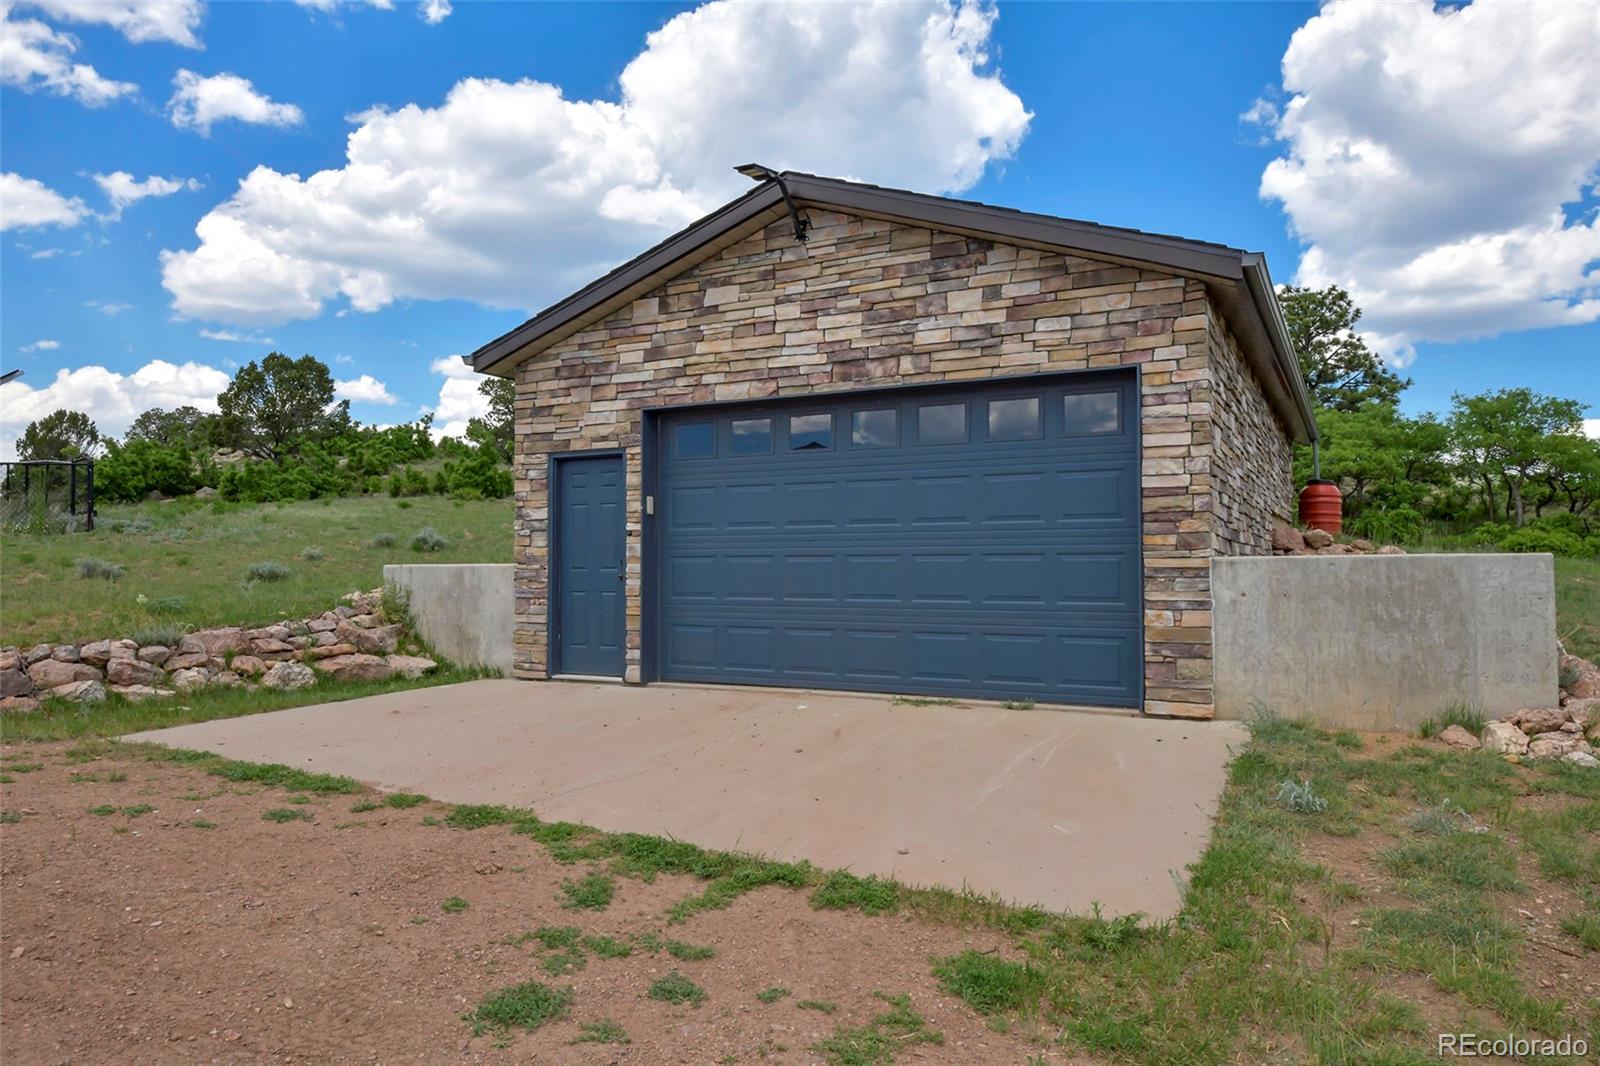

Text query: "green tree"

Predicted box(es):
[16, 409, 100, 460]
[1448, 388, 1586, 527]
[216, 353, 349, 461]
[1294, 404, 1448, 515]
[125, 405, 210, 447]
[1279, 285, 1409, 411]
[469, 375, 515, 461]
[1533, 432, 1600, 521]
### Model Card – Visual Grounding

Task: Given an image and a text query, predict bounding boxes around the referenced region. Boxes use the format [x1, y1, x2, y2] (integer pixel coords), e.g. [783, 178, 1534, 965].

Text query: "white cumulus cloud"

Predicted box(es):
[166, 69, 304, 134]
[1253, 0, 1600, 363]
[334, 373, 399, 405]
[427, 354, 486, 438]
[420, 0, 450, 24]
[0, 6, 137, 105]
[94, 170, 201, 218]
[1, 172, 89, 230]
[14, 1, 204, 48]
[20, 338, 60, 352]
[0, 359, 231, 460]
[160, 0, 1031, 325]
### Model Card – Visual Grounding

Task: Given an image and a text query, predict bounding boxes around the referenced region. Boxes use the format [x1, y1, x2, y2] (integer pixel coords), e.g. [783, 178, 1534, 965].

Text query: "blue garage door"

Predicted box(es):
[654, 371, 1142, 707]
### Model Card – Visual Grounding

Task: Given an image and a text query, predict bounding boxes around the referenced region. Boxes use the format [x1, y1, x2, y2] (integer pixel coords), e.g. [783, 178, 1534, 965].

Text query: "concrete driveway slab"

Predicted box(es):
[127, 680, 1246, 917]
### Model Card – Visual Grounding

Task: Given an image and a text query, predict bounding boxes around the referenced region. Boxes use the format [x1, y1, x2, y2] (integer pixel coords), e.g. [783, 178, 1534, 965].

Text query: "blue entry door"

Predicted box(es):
[555, 454, 627, 677]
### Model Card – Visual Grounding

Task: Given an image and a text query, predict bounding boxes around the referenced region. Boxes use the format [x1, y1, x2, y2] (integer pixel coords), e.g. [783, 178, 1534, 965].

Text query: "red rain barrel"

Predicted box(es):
[1299, 479, 1343, 535]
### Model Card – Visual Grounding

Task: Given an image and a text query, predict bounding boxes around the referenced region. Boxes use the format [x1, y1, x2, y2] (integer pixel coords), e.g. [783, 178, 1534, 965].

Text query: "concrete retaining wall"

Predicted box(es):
[382, 564, 513, 674]
[1212, 554, 1558, 731]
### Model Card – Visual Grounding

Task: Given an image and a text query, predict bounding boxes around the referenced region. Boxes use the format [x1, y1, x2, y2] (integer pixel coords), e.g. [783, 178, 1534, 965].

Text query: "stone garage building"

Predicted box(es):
[471, 172, 1316, 719]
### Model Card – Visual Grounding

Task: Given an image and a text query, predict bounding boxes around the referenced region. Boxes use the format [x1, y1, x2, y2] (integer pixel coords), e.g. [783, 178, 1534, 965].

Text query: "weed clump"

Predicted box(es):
[648, 971, 706, 1006]
[410, 526, 450, 552]
[245, 561, 290, 582]
[76, 557, 125, 581]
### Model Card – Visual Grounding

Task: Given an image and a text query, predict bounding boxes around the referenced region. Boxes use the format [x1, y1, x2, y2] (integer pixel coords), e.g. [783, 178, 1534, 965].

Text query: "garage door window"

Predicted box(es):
[851, 409, 898, 448]
[1063, 391, 1120, 434]
[730, 418, 772, 456]
[789, 413, 833, 451]
[987, 397, 1041, 441]
[917, 402, 967, 444]
[675, 422, 716, 459]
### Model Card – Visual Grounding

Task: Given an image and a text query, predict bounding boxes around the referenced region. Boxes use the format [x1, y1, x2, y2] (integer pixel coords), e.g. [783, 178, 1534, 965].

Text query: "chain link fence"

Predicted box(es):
[0, 459, 95, 533]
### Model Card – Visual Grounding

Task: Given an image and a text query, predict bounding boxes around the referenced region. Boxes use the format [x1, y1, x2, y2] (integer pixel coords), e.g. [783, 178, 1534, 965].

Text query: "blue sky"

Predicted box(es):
[2, 0, 1596, 455]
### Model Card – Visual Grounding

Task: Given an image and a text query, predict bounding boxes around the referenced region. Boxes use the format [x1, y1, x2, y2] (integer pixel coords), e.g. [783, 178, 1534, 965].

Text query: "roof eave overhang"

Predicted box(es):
[470, 175, 1317, 444]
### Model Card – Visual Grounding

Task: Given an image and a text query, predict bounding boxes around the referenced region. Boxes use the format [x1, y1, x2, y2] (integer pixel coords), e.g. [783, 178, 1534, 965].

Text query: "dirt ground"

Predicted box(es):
[0, 741, 1074, 1066]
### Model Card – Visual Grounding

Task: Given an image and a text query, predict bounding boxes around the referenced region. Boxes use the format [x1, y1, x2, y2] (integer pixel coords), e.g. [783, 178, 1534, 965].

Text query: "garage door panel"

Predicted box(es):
[655, 372, 1142, 706]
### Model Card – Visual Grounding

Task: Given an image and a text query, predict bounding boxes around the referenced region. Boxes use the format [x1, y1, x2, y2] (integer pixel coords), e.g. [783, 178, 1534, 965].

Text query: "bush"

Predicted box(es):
[76, 557, 125, 581]
[95, 439, 200, 502]
[443, 446, 513, 499]
[245, 561, 291, 582]
[410, 526, 450, 552]
[144, 594, 189, 615]
[1347, 505, 1423, 546]
[368, 532, 397, 548]
[300, 546, 324, 561]
[1499, 526, 1596, 557]
[386, 465, 433, 498]
[129, 624, 184, 647]
[1465, 522, 1511, 546]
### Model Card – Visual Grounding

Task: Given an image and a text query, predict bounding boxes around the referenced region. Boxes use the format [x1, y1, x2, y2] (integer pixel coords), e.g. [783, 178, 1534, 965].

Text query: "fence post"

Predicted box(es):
[85, 461, 95, 532]
[70, 461, 78, 518]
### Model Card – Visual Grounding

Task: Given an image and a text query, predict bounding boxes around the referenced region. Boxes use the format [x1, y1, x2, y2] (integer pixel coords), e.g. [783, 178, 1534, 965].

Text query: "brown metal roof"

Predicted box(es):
[469, 171, 1316, 442]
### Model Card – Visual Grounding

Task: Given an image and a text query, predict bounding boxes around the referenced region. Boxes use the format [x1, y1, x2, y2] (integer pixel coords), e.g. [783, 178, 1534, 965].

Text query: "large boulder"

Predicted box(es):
[50, 644, 81, 663]
[304, 642, 358, 661]
[0, 649, 20, 672]
[316, 654, 392, 683]
[385, 655, 437, 680]
[1507, 707, 1568, 736]
[229, 655, 267, 677]
[1565, 698, 1600, 729]
[1528, 733, 1586, 760]
[306, 618, 337, 634]
[1271, 524, 1306, 553]
[50, 679, 107, 703]
[335, 621, 403, 655]
[261, 661, 317, 691]
[1302, 528, 1334, 549]
[1480, 721, 1529, 755]
[105, 658, 162, 687]
[0, 696, 41, 715]
[28, 658, 101, 689]
[250, 638, 297, 659]
[192, 628, 250, 656]
[0, 668, 36, 699]
[23, 644, 51, 666]
[1564, 750, 1599, 769]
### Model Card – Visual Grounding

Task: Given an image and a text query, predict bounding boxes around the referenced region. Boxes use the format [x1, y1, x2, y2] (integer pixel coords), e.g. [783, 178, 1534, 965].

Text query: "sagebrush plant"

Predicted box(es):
[1275, 778, 1329, 814]
[76, 556, 125, 581]
[410, 526, 450, 552]
[245, 561, 291, 582]
[143, 594, 189, 616]
[368, 531, 397, 548]
[300, 545, 325, 561]
[128, 625, 184, 648]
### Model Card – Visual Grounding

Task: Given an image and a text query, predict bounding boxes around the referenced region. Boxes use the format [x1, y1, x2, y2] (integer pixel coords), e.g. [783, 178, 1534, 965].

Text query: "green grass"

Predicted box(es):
[812, 992, 942, 1066]
[648, 971, 706, 1006]
[464, 980, 572, 1036]
[797, 999, 838, 1014]
[571, 1018, 629, 1045]
[756, 986, 790, 1004]
[440, 896, 469, 914]
[1417, 701, 1487, 739]
[810, 870, 899, 915]
[931, 950, 1047, 1015]
[559, 870, 616, 910]
[580, 934, 632, 959]
[262, 808, 311, 823]
[1555, 555, 1600, 662]
[0, 495, 511, 647]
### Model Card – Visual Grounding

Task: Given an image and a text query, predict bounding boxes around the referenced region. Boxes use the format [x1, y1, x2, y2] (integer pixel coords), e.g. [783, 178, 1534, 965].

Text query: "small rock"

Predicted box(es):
[385, 655, 437, 680]
[50, 679, 107, 704]
[0, 667, 36, 699]
[193, 486, 217, 500]
[1480, 720, 1530, 755]
[1562, 749, 1599, 768]
[211, 671, 244, 689]
[192, 628, 249, 656]
[1375, 545, 1406, 555]
[110, 685, 173, 703]
[1565, 698, 1600, 729]
[261, 662, 317, 691]
[1302, 528, 1334, 549]
[306, 619, 337, 634]
[1437, 724, 1480, 750]
[0, 696, 41, 715]
[22, 644, 51, 666]
[162, 652, 211, 672]
[49, 644, 81, 663]
[229, 655, 267, 677]
[303, 642, 358, 661]
[137, 645, 173, 666]
[1350, 539, 1375, 553]
[0, 649, 19, 672]
[169, 667, 213, 694]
